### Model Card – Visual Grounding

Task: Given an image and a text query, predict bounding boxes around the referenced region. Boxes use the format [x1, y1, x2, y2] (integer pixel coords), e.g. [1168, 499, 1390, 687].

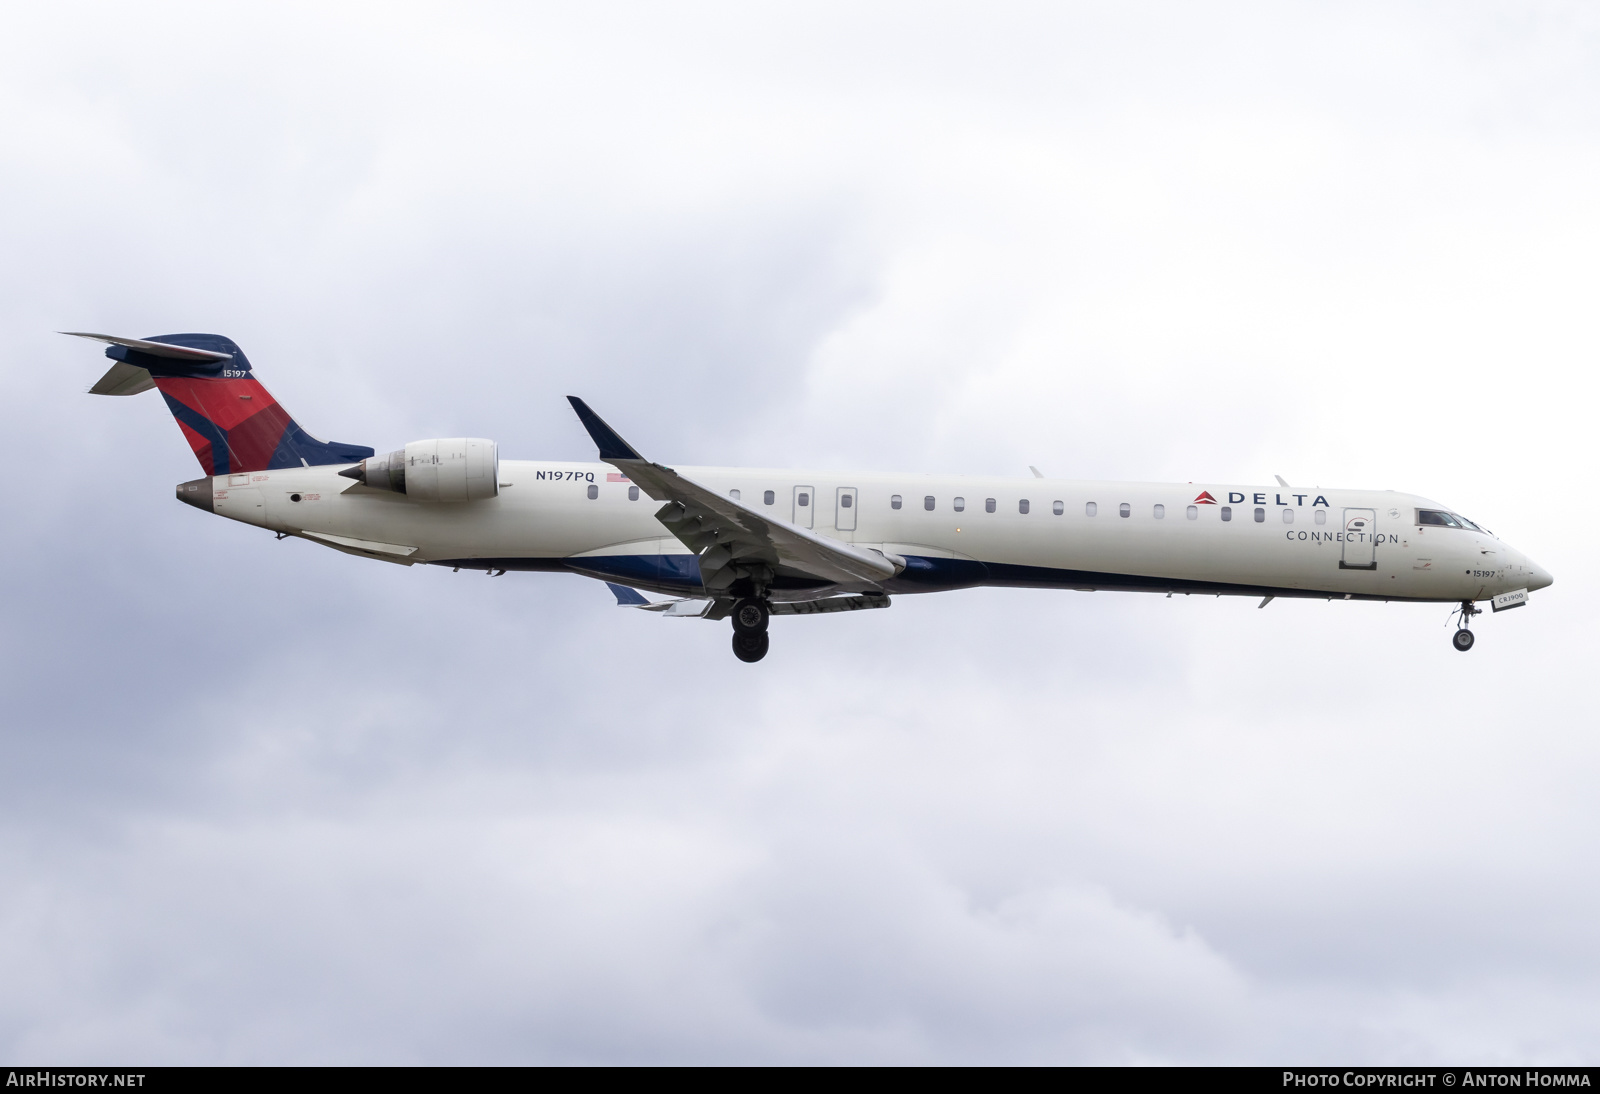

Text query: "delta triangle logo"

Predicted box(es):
[1193, 490, 1218, 504]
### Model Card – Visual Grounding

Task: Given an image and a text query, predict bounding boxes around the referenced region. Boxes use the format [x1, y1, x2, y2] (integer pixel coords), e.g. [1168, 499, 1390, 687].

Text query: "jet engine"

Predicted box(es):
[339, 438, 499, 501]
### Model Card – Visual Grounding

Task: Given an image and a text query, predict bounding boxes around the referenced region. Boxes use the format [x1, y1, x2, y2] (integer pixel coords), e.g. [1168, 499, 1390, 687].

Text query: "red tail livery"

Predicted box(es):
[70, 332, 373, 474]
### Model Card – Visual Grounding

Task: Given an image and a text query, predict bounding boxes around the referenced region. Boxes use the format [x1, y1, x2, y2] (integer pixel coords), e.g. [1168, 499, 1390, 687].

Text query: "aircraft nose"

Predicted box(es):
[1528, 559, 1554, 592]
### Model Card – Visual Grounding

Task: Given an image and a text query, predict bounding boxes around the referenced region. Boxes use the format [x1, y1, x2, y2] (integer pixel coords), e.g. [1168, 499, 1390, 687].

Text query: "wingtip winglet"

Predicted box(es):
[567, 397, 644, 462]
[604, 581, 650, 606]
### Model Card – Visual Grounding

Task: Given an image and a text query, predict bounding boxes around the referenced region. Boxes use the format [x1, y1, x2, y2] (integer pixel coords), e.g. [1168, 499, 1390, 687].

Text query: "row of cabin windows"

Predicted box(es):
[590, 487, 843, 507]
[734, 489, 784, 505]
[585, 484, 1330, 529]
[1219, 507, 1327, 524]
[882, 494, 1330, 525]
[592, 486, 794, 505]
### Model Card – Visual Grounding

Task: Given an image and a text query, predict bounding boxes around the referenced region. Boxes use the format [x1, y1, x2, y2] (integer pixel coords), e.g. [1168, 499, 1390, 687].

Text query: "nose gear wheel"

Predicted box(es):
[1450, 600, 1481, 652]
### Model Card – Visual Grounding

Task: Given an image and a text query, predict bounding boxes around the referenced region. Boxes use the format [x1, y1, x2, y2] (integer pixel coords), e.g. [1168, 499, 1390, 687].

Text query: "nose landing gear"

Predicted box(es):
[731, 597, 771, 663]
[1451, 600, 1481, 652]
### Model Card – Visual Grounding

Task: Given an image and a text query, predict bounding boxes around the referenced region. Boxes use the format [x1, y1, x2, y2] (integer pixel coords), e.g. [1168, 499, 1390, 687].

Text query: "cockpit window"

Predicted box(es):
[1417, 509, 1481, 530]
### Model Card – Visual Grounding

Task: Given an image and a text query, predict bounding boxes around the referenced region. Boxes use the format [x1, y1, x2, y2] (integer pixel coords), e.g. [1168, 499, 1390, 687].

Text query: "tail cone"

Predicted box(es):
[175, 478, 214, 513]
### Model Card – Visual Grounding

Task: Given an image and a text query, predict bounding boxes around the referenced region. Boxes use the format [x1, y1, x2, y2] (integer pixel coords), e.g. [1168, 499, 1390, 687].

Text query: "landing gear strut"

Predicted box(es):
[731, 597, 771, 662]
[1452, 600, 1480, 652]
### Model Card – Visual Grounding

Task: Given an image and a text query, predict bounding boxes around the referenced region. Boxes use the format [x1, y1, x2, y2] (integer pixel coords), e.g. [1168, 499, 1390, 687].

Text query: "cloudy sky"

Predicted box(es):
[2, 1, 1597, 1064]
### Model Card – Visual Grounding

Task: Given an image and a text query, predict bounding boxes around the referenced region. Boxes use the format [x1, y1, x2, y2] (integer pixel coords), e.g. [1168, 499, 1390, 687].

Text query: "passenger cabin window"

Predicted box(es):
[985, 498, 997, 513]
[1282, 508, 1293, 523]
[924, 495, 936, 511]
[891, 494, 902, 509]
[729, 489, 740, 501]
[954, 497, 965, 512]
[1314, 509, 1326, 525]
[1119, 502, 1130, 518]
[1019, 499, 1030, 514]
[764, 490, 775, 505]
[1221, 506, 1232, 521]
[1085, 501, 1097, 516]
[628, 486, 639, 501]
[1052, 500, 1064, 515]
[1153, 504, 1165, 519]
[841, 494, 852, 508]
[1254, 507, 1265, 522]
[1186, 505, 1197, 520]
[587, 484, 599, 500]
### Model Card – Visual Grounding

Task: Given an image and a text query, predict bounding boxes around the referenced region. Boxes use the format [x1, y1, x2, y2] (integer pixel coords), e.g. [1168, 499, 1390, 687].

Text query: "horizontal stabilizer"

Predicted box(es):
[88, 360, 157, 396]
[61, 332, 234, 362]
[605, 582, 650, 606]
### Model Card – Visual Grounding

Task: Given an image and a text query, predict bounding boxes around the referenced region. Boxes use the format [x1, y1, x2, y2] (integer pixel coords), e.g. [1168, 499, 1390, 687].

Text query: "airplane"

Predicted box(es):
[68, 330, 1553, 662]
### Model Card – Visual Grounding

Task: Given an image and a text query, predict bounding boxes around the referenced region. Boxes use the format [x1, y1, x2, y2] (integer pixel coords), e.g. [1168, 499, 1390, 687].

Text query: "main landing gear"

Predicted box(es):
[731, 597, 770, 663]
[1452, 599, 1481, 652]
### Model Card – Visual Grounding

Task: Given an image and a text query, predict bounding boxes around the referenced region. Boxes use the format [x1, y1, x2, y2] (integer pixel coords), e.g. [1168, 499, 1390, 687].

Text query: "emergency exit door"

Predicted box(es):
[1340, 508, 1377, 570]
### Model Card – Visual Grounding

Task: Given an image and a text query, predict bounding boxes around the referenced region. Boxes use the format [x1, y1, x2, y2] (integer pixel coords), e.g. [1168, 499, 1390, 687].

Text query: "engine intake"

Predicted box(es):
[339, 438, 498, 501]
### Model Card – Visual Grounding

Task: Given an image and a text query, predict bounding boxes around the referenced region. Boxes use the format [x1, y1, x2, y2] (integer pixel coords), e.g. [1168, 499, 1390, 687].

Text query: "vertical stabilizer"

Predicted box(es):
[67, 332, 373, 474]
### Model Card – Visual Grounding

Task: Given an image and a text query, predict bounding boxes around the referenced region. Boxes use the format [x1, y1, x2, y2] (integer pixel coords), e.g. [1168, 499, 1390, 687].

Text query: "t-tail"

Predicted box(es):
[66, 332, 373, 473]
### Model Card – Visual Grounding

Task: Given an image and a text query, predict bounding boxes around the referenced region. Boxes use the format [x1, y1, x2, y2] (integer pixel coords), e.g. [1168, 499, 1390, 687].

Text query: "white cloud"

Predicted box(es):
[0, 0, 1596, 1064]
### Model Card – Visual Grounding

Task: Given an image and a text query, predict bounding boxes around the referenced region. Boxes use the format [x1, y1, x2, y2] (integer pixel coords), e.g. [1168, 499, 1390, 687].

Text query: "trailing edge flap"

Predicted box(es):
[639, 594, 891, 618]
[566, 396, 903, 588]
[638, 598, 713, 617]
[88, 360, 157, 396]
[299, 530, 419, 563]
[774, 593, 891, 615]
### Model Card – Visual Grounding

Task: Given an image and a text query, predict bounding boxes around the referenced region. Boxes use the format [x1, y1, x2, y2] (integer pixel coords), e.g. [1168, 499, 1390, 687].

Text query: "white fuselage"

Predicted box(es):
[197, 460, 1551, 605]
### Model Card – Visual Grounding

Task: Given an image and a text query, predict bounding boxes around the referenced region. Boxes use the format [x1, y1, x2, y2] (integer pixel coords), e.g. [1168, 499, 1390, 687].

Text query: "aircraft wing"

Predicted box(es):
[567, 397, 902, 595]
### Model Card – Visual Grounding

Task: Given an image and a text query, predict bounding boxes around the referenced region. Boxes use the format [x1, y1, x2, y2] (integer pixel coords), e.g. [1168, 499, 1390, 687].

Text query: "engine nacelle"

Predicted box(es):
[339, 438, 499, 501]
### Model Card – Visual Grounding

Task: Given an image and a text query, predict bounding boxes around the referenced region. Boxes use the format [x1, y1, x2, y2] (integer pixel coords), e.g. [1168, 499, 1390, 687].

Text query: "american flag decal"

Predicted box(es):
[607, 473, 630, 483]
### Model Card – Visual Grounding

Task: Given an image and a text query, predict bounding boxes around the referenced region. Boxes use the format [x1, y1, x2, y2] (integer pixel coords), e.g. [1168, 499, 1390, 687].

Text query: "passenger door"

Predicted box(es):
[1340, 508, 1377, 570]
[793, 485, 814, 529]
[835, 487, 858, 533]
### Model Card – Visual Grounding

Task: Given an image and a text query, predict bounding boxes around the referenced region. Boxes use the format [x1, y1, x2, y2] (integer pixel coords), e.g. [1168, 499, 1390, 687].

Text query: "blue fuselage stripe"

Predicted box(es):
[425, 554, 1435, 603]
